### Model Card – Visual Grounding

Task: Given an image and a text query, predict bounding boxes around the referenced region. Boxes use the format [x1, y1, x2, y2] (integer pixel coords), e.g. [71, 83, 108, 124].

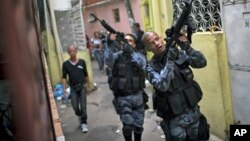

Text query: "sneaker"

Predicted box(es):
[81, 123, 88, 133]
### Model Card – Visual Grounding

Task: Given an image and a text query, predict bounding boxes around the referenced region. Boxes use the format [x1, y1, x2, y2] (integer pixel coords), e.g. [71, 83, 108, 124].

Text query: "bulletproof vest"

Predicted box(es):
[109, 53, 145, 93]
[152, 52, 203, 118]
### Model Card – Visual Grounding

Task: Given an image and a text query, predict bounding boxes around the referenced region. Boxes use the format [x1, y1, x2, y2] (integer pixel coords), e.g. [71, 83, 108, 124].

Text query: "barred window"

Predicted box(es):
[112, 8, 120, 22]
[172, 0, 222, 32]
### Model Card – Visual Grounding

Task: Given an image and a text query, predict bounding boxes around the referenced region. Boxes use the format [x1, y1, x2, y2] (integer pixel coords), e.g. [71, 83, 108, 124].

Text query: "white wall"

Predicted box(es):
[222, 1, 250, 124]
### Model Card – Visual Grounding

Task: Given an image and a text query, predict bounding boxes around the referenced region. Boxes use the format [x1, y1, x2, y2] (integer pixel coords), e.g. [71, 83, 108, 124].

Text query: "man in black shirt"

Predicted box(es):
[62, 45, 90, 133]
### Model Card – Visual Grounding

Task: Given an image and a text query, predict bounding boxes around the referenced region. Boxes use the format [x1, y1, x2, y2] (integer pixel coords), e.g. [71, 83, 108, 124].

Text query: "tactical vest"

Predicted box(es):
[152, 54, 203, 118]
[108, 53, 145, 94]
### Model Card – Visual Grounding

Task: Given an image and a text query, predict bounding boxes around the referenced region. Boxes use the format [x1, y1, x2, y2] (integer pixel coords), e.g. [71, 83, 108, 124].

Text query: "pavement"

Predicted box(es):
[56, 60, 223, 141]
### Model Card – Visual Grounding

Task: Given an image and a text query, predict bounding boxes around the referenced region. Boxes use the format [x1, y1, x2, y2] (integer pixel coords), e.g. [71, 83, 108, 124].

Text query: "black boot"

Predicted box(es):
[134, 133, 142, 141]
[123, 135, 132, 141]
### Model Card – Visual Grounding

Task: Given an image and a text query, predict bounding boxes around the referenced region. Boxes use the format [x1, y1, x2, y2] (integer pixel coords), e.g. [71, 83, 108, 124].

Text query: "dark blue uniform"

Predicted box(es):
[106, 48, 146, 141]
[133, 45, 209, 141]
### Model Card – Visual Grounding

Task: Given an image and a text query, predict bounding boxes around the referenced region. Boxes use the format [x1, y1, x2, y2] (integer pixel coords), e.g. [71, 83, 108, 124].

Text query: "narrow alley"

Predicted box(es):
[56, 60, 223, 141]
[1, 1, 250, 141]
[56, 60, 165, 141]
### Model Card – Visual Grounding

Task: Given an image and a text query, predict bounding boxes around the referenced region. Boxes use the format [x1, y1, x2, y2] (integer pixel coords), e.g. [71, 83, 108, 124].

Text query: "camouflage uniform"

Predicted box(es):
[115, 91, 145, 137]
[106, 46, 146, 141]
[132, 45, 208, 141]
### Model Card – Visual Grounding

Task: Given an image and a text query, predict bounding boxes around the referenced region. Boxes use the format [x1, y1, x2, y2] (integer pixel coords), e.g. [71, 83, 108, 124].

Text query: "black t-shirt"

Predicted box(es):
[62, 59, 88, 86]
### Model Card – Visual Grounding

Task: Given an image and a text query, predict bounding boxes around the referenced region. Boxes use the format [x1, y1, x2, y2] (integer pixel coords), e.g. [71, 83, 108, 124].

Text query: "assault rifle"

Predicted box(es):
[165, 0, 193, 49]
[90, 13, 127, 44]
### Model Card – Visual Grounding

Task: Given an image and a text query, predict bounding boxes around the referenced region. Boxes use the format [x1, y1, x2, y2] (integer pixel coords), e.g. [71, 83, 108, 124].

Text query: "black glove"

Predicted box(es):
[168, 46, 179, 60]
[178, 40, 190, 50]
[176, 35, 191, 51]
[177, 40, 190, 50]
[122, 43, 134, 54]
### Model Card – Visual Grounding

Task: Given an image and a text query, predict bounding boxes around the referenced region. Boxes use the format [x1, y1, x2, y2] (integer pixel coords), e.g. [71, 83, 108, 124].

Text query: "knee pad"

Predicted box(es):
[122, 125, 133, 136]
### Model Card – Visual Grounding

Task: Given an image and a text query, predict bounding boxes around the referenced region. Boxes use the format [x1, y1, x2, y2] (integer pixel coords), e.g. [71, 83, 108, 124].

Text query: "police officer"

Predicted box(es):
[106, 34, 146, 141]
[132, 31, 209, 141]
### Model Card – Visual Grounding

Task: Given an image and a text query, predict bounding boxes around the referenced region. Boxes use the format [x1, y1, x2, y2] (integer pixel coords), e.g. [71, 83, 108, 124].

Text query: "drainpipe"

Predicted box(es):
[124, 0, 136, 34]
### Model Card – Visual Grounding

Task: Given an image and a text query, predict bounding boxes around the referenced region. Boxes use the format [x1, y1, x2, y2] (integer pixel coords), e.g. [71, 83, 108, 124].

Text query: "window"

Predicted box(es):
[144, 3, 149, 17]
[172, 0, 222, 32]
[142, 0, 152, 30]
[112, 8, 120, 22]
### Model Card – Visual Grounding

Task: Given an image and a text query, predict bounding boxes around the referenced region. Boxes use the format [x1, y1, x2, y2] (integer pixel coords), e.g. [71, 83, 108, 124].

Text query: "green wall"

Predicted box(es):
[192, 33, 233, 139]
[42, 31, 62, 87]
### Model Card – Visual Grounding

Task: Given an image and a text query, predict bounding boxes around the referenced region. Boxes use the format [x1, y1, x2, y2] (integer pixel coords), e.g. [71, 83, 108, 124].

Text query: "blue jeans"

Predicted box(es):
[92, 48, 104, 71]
[70, 85, 87, 124]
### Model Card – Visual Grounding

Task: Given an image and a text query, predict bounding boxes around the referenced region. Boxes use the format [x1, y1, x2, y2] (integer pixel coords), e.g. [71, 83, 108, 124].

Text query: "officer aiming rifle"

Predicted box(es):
[136, 0, 210, 140]
[90, 14, 148, 141]
[90, 13, 133, 54]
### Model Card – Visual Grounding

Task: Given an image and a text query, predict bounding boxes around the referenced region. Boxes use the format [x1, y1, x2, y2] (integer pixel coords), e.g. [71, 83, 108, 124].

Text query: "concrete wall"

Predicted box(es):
[141, 0, 234, 139]
[192, 33, 233, 139]
[222, 1, 250, 125]
[83, 0, 143, 38]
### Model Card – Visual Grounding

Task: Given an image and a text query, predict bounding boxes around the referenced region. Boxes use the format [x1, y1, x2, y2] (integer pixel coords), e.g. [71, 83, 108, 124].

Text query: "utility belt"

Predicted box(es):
[70, 82, 85, 91]
[114, 90, 142, 97]
[109, 77, 145, 92]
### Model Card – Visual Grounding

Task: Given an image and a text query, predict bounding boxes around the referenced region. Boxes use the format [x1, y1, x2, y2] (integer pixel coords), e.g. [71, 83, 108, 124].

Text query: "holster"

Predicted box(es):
[198, 114, 210, 140]
[153, 94, 171, 119]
